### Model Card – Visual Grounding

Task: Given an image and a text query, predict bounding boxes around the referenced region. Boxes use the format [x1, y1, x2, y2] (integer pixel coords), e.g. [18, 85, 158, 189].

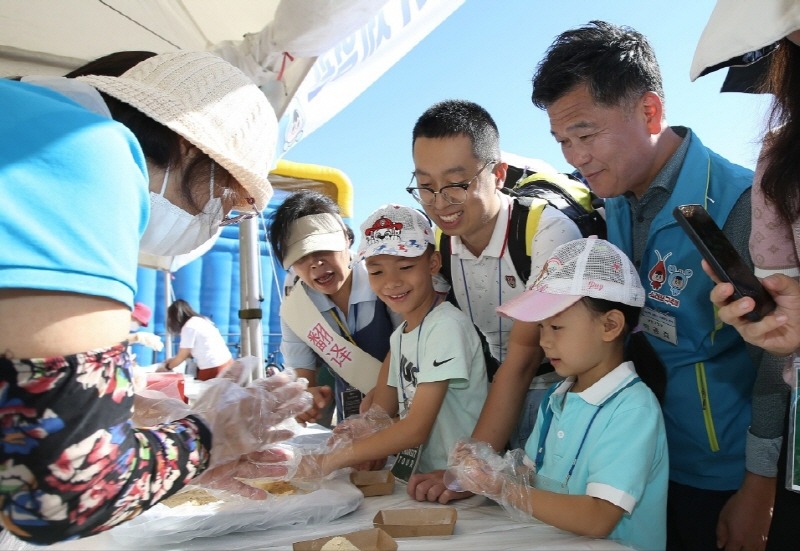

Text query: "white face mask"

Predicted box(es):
[140, 163, 224, 257]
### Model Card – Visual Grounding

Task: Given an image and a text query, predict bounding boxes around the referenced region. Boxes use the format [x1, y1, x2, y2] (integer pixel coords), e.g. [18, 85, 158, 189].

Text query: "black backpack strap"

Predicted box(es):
[436, 227, 453, 286]
[508, 199, 532, 284]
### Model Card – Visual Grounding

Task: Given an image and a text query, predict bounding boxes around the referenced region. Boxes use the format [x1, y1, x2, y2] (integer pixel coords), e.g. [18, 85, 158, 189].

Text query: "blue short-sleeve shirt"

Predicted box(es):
[525, 362, 668, 551]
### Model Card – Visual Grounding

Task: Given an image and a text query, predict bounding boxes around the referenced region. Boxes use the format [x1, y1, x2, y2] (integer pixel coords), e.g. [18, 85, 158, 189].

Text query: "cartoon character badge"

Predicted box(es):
[667, 265, 693, 296]
[648, 250, 671, 291]
[364, 216, 403, 242]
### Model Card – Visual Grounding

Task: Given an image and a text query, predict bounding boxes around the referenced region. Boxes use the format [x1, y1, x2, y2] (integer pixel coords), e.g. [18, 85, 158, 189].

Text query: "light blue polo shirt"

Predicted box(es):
[524, 362, 668, 551]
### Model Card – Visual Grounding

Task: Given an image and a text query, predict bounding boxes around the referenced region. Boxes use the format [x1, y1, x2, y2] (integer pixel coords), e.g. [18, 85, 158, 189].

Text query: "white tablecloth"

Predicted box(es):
[0, 424, 633, 551]
[1, 484, 633, 551]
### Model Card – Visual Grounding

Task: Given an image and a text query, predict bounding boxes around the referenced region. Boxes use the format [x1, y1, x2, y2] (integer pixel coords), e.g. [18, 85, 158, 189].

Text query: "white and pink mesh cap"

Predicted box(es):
[497, 237, 644, 322]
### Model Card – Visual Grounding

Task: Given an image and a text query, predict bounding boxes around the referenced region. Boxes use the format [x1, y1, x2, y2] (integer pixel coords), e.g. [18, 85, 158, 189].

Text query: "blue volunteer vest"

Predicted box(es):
[606, 132, 755, 490]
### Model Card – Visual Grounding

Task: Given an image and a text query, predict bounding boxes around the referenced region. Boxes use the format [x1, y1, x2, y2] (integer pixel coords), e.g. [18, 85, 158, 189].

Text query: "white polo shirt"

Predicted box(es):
[447, 192, 582, 388]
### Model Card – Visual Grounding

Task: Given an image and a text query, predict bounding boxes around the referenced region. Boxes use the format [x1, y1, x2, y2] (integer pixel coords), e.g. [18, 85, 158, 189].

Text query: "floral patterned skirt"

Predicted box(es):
[0, 343, 211, 544]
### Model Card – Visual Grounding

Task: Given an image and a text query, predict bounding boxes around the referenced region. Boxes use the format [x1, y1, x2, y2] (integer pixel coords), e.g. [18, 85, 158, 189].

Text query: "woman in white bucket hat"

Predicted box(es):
[0, 51, 311, 543]
[695, 2, 800, 549]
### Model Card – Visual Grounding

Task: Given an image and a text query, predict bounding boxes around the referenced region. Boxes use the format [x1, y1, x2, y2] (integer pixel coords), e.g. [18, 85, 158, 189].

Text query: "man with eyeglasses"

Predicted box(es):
[405, 99, 581, 504]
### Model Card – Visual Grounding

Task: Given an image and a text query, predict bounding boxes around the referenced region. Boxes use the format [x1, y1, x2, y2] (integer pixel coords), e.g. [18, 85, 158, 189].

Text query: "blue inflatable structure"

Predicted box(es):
[132, 161, 354, 367]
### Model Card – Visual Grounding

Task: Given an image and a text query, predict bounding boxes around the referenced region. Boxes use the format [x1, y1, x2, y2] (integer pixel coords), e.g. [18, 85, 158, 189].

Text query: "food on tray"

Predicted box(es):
[320, 536, 359, 551]
[161, 487, 221, 508]
[235, 477, 301, 495]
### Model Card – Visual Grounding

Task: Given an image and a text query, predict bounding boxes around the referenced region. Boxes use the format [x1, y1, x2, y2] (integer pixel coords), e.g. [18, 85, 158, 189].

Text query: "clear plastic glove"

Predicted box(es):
[132, 389, 191, 427]
[219, 356, 260, 386]
[328, 405, 393, 448]
[192, 370, 314, 468]
[194, 447, 297, 500]
[129, 331, 164, 351]
[445, 439, 534, 522]
[445, 439, 508, 498]
[265, 440, 355, 488]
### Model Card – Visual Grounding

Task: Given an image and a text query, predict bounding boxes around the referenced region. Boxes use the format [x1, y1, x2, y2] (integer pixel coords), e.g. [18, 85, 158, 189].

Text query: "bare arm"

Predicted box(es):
[326, 380, 448, 471]
[361, 351, 392, 413]
[504, 483, 624, 538]
[165, 347, 192, 370]
[471, 320, 542, 450]
[408, 320, 542, 504]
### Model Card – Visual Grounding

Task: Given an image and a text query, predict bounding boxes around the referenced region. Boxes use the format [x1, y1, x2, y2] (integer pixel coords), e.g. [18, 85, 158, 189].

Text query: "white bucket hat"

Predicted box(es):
[497, 237, 644, 323]
[691, 0, 800, 81]
[78, 51, 277, 210]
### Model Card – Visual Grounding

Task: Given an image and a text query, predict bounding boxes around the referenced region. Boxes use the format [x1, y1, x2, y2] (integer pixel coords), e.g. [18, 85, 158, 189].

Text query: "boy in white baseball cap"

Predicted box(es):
[294, 204, 488, 478]
[447, 237, 668, 551]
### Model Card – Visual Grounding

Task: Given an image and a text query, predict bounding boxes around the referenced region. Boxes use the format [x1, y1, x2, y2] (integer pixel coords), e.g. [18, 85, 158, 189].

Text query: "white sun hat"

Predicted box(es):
[78, 51, 277, 210]
[282, 213, 349, 269]
[497, 237, 644, 323]
[691, 0, 800, 81]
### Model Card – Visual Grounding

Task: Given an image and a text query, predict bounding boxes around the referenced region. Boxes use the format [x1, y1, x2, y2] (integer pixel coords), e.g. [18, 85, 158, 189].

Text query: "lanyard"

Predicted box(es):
[458, 202, 513, 364]
[329, 304, 358, 345]
[397, 297, 441, 414]
[535, 377, 641, 486]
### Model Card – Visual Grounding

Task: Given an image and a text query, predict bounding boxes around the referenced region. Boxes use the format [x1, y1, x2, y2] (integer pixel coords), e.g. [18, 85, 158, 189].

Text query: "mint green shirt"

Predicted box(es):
[388, 302, 488, 473]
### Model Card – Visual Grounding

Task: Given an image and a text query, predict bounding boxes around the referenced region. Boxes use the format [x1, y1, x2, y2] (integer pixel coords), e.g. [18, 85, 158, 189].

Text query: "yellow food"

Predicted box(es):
[161, 487, 221, 508]
[234, 477, 300, 495]
[320, 536, 359, 551]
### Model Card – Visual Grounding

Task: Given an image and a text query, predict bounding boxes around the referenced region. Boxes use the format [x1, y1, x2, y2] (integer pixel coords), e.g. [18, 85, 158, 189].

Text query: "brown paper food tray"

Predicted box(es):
[350, 470, 395, 497]
[293, 527, 397, 551]
[372, 507, 457, 537]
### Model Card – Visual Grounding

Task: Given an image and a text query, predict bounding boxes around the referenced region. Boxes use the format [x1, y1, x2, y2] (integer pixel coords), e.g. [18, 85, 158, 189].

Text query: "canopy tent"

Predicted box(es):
[2, 0, 464, 375]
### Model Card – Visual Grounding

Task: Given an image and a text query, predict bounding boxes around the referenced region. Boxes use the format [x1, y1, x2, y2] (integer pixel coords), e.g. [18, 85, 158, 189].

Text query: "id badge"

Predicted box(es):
[391, 445, 423, 484]
[639, 306, 678, 345]
[340, 386, 363, 418]
[788, 356, 800, 493]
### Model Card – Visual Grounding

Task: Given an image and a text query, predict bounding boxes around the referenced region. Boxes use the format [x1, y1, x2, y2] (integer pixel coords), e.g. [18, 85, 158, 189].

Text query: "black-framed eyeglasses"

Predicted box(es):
[220, 197, 259, 226]
[406, 160, 497, 206]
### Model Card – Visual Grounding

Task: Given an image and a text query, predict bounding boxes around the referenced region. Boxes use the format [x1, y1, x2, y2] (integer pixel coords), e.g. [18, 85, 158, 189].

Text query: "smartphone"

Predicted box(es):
[673, 204, 776, 322]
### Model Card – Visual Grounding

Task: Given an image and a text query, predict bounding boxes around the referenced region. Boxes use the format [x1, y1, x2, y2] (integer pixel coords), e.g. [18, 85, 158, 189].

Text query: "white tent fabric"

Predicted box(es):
[1, 0, 464, 372]
[1, 0, 380, 113]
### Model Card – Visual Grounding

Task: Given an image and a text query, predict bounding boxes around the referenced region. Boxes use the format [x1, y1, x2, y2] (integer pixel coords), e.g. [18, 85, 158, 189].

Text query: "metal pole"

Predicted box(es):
[163, 270, 173, 359]
[239, 217, 265, 378]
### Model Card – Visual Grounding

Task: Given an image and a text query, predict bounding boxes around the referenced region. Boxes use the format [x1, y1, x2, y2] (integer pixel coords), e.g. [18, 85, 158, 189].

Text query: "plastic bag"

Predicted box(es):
[108, 472, 362, 547]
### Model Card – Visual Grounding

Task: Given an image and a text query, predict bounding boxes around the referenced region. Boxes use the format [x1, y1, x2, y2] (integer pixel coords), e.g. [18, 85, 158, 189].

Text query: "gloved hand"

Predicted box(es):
[218, 356, 260, 386]
[129, 331, 164, 351]
[445, 439, 534, 522]
[192, 369, 314, 468]
[445, 439, 508, 499]
[328, 405, 393, 448]
[194, 447, 297, 500]
[132, 389, 191, 427]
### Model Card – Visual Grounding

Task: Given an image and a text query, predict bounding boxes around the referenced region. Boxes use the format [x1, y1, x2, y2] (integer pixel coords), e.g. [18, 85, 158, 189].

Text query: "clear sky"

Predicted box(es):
[282, 0, 773, 227]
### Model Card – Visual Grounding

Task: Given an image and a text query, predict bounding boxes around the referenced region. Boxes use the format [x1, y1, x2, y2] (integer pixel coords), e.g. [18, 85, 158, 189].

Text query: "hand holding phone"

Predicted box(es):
[673, 204, 776, 322]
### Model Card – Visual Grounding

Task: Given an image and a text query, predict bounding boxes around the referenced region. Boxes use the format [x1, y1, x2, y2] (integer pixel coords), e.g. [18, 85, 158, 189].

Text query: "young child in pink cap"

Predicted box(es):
[447, 237, 668, 551]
